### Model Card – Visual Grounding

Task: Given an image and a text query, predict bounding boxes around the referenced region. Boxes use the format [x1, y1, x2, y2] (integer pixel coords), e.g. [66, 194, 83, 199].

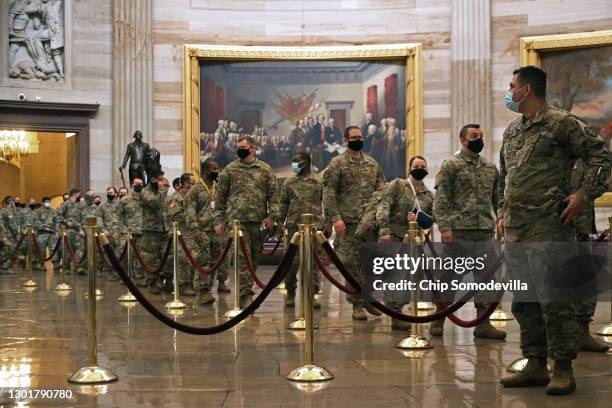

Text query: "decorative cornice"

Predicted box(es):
[0, 99, 99, 114]
[521, 29, 612, 52]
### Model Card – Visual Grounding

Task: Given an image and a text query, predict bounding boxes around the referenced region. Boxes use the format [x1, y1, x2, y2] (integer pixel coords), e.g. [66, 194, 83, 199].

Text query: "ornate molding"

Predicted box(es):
[521, 29, 612, 54]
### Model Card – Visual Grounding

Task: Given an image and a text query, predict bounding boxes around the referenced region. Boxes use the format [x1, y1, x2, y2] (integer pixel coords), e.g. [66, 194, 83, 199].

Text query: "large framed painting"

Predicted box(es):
[520, 30, 612, 207]
[182, 44, 423, 180]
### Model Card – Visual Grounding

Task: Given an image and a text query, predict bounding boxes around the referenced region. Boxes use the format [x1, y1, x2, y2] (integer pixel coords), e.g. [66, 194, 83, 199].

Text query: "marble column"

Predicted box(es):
[112, 0, 153, 185]
[450, 0, 492, 158]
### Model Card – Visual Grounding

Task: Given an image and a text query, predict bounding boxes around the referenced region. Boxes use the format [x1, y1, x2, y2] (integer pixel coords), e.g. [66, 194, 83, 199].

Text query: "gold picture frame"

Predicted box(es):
[520, 29, 612, 207]
[182, 43, 423, 178]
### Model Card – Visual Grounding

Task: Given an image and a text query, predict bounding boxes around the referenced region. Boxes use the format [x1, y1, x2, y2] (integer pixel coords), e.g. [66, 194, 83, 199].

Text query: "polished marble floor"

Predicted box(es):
[0, 264, 610, 408]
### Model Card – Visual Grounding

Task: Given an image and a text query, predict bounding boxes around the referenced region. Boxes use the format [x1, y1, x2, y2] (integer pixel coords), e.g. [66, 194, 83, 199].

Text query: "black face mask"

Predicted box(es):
[237, 148, 250, 159]
[347, 139, 363, 151]
[29, 204, 36, 210]
[107, 194, 115, 201]
[133, 185, 143, 193]
[467, 138, 484, 154]
[209, 171, 219, 180]
[95, 201, 101, 207]
[410, 168, 428, 181]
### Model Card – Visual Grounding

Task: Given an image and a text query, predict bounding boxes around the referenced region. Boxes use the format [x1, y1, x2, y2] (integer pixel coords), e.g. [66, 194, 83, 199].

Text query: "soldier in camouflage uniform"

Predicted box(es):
[166, 173, 197, 296]
[214, 136, 281, 309]
[431, 124, 506, 340]
[12, 197, 29, 266]
[323, 125, 386, 321]
[570, 159, 609, 353]
[279, 152, 323, 309]
[0, 197, 19, 271]
[117, 178, 145, 284]
[97, 187, 121, 276]
[376, 155, 434, 331]
[76, 190, 100, 274]
[32, 197, 59, 270]
[139, 172, 170, 294]
[0, 204, 13, 272]
[57, 189, 81, 274]
[186, 159, 228, 306]
[498, 66, 611, 395]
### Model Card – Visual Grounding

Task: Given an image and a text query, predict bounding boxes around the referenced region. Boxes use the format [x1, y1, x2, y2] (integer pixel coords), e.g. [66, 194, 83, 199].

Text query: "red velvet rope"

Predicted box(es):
[319, 239, 503, 323]
[12, 234, 25, 252]
[63, 235, 87, 265]
[101, 236, 297, 335]
[313, 251, 358, 294]
[95, 237, 114, 269]
[261, 239, 282, 256]
[177, 234, 233, 275]
[238, 235, 266, 289]
[30, 232, 61, 263]
[130, 237, 172, 275]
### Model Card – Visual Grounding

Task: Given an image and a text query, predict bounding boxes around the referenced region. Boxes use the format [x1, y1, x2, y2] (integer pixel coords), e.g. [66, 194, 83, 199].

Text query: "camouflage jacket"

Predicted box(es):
[279, 172, 324, 230]
[323, 151, 386, 225]
[0, 207, 19, 238]
[434, 149, 499, 231]
[139, 185, 168, 233]
[56, 200, 81, 231]
[186, 178, 217, 234]
[214, 158, 281, 225]
[499, 103, 611, 228]
[167, 190, 190, 237]
[19, 208, 35, 230]
[377, 178, 434, 238]
[32, 207, 58, 233]
[570, 159, 601, 235]
[78, 202, 99, 232]
[96, 200, 121, 233]
[116, 193, 143, 235]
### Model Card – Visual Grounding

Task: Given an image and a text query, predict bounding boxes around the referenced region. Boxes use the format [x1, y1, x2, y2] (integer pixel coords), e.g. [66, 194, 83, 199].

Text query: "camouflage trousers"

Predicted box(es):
[64, 229, 83, 272]
[119, 233, 144, 280]
[167, 234, 195, 287]
[574, 233, 597, 322]
[193, 231, 228, 293]
[334, 223, 362, 304]
[505, 214, 579, 360]
[141, 230, 172, 285]
[284, 226, 321, 297]
[230, 222, 265, 297]
[0, 236, 18, 271]
[36, 232, 60, 266]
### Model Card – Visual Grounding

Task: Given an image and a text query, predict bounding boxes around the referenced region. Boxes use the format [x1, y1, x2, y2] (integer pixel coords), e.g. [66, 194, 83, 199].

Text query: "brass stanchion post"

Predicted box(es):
[278, 228, 288, 291]
[84, 232, 104, 298]
[596, 215, 612, 336]
[22, 224, 38, 288]
[118, 227, 137, 302]
[225, 220, 242, 319]
[287, 214, 333, 382]
[288, 225, 306, 330]
[68, 217, 118, 384]
[55, 227, 72, 292]
[396, 221, 433, 350]
[165, 222, 188, 309]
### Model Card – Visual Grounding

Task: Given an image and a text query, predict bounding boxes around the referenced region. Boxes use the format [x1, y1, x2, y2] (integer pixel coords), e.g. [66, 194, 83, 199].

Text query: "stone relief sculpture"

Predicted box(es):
[8, 0, 65, 81]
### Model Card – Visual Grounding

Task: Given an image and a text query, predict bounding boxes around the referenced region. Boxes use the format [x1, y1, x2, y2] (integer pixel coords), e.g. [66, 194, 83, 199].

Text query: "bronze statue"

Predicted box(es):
[120, 130, 151, 185]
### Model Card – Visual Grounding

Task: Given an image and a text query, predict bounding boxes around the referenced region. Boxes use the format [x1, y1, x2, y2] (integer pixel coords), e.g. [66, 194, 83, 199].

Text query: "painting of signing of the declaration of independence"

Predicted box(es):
[198, 60, 407, 179]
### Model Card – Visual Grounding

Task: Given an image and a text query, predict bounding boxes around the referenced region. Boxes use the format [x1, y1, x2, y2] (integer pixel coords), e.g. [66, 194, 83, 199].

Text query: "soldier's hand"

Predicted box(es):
[380, 234, 392, 243]
[262, 218, 274, 230]
[561, 194, 584, 226]
[496, 218, 505, 240]
[215, 224, 224, 237]
[441, 229, 453, 243]
[407, 212, 416, 222]
[79, 230, 85, 237]
[333, 219, 346, 236]
[194, 232, 204, 243]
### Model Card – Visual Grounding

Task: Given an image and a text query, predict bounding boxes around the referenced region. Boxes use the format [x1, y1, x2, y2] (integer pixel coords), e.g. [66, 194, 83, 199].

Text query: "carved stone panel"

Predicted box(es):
[8, 0, 65, 81]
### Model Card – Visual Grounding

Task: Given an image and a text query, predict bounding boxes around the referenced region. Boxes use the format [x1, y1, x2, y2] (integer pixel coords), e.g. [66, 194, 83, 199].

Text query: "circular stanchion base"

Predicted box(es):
[596, 323, 612, 336]
[21, 279, 39, 288]
[287, 318, 318, 330]
[277, 282, 286, 290]
[417, 301, 434, 310]
[118, 292, 137, 302]
[55, 283, 73, 292]
[119, 300, 138, 310]
[84, 289, 104, 298]
[68, 365, 118, 384]
[506, 357, 552, 373]
[396, 335, 434, 350]
[287, 364, 334, 382]
[490, 309, 514, 321]
[224, 308, 242, 319]
[165, 299, 188, 310]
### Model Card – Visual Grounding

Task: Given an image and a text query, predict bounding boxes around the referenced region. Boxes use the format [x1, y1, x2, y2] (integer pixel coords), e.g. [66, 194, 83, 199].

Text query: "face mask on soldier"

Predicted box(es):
[237, 148, 250, 160]
[43, 201, 51, 208]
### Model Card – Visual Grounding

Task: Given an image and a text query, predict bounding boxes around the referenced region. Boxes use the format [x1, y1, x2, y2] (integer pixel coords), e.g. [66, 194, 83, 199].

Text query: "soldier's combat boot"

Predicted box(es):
[217, 280, 230, 293]
[391, 318, 411, 331]
[284, 293, 296, 308]
[578, 321, 609, 352]
[352, 304, 367, 321]
[546, 360, 576, 395]
[199, 292, 215, 305]
[363, 302, 382, 316]
[181, 284, 197, 296]
[473, 306, 506, 339]
[239, 294, 253, 309]
[500, 358, 550, 388]
[429, 318, 445, 337]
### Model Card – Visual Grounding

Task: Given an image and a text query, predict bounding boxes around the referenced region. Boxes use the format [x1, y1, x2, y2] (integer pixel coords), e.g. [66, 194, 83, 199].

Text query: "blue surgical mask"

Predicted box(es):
[504, 86, 526, 113]
[291, 161, 304, 174]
